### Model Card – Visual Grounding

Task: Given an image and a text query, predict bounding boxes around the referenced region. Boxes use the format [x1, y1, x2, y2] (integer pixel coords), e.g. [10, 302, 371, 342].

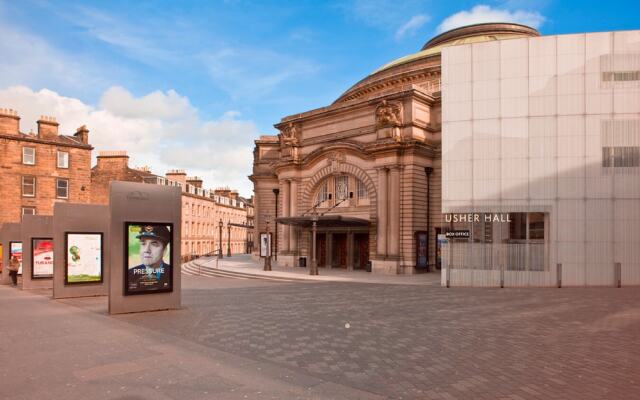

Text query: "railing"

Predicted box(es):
[443, 242, 546, 271]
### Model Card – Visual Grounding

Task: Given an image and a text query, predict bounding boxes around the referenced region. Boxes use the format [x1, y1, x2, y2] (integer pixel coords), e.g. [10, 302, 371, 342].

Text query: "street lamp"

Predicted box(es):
[263, 215, 272, 271]
[227, 221, 232, 257]
[310, 209, 319, 276]
[218, 218, 223, 259]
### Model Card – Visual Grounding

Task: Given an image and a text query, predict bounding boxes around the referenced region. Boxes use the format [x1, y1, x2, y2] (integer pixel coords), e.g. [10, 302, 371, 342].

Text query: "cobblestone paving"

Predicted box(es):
[118, 282, 640, 399]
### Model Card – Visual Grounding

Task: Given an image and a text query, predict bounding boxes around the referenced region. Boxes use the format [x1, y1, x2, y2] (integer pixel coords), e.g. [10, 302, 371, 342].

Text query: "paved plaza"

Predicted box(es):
[0, 262, 639, 400]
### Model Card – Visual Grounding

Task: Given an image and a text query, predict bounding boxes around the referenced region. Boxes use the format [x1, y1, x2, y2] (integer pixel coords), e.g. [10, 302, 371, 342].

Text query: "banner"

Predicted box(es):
[32, 238, 54, 278]
[66, 233, 102, 283]
[125, 223, 173, 295]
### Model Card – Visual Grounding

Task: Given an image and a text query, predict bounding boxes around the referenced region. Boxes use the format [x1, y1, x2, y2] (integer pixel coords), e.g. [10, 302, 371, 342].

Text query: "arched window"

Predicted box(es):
[313, 175, 369, 208]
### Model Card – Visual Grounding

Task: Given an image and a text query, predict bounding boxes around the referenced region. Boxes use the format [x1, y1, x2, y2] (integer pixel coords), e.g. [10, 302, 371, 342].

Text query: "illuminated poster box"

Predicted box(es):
[125, 222, 173, 295]
[10, 241, 23, 275]
[65, 233, 103, 284]
[32, 238, 53, 279]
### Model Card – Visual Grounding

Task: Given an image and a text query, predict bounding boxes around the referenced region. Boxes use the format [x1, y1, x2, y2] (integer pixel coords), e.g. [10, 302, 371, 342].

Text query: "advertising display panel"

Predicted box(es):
[260, 233, 271, 257]
[125, 222, 173, 295]
[10, 241, 23, 275]
[32, 238, 54, 278]
[66, 233, 103, 284]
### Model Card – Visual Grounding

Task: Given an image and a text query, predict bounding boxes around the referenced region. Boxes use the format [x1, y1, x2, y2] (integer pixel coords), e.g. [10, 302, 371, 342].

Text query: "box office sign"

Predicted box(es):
[32, 238, 54, 279]
[445, 230, 470, 239]
[125, 222, 173, 296]
[66, 233, 103, 284]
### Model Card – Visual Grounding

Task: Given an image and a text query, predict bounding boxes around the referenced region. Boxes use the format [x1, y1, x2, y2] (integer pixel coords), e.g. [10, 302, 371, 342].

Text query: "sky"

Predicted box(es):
[1, 0, 638, 196]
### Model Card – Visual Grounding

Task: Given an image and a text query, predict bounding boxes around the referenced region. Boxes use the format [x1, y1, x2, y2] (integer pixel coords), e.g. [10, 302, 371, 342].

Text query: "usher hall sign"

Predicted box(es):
[444, 213, 512, 223]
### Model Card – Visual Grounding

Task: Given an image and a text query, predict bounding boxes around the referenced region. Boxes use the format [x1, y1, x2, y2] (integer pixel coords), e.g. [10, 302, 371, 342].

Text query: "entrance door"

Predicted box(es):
[316, 234, 326, 267]
[354, 233, 369, 270]
[332, 234, 347, 268]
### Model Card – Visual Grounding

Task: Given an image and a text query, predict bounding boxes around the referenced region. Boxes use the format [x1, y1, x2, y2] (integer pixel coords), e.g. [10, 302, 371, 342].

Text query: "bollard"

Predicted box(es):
[614, 262, 621, 288]
[500, 263, 505, 288]
[557, 263, 562, 288]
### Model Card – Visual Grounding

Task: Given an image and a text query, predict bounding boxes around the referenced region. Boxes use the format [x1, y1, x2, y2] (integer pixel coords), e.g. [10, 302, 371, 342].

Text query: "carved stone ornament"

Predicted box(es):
[326, 151, 346, 174]
[375, 100, 402, 129]
[280, 122, 300, 147]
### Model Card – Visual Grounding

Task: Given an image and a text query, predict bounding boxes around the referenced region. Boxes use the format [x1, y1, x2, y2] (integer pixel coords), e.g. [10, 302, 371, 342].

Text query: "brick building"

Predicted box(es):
[91, 151, 254, 260]
[0, 108, 92, 225]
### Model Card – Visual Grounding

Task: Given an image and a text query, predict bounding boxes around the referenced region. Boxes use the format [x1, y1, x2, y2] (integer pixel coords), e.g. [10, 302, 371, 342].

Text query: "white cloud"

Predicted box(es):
[437, 5, 545, 33]
[100, 86, 196, 121]
[395, 14, 430, 40]
[0, 86, 258, 196]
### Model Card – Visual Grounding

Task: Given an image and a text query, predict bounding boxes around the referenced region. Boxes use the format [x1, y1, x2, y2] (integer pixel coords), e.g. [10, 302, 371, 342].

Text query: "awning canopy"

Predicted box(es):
[275, 215, 371, 228]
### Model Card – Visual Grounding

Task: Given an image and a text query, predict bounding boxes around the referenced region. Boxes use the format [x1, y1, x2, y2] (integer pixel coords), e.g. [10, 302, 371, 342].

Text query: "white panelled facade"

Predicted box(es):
[442, 30, 640, 287]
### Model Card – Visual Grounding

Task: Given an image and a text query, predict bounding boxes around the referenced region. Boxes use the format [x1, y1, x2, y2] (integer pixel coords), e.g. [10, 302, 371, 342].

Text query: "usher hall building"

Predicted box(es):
[251, 23, 640, 286]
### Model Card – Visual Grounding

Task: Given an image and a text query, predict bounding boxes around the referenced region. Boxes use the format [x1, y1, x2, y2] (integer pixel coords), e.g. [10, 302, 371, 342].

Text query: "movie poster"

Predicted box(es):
[32, 238, 54, 278]
[10, 242, 23, 275]
[125, 223, 173, 295]
[66, 233, 102, 284]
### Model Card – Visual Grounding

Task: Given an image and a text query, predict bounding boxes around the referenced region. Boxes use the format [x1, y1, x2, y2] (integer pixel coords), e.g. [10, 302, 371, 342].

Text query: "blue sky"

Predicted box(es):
[1, 0, 638, 195]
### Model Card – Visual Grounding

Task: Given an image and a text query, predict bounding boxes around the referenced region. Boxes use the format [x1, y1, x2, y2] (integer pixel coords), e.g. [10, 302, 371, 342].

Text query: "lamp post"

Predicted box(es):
[264, 217, 272, 271]
[218, 218, 223, 259]
[272, 188, 279, 261]
[244, 220, 249, 254]
[310, 210, 319, 275]
[227, 221, 232, 257]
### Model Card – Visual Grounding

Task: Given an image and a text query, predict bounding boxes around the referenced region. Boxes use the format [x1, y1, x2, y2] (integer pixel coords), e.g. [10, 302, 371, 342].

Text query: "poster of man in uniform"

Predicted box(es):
[66, 233, 103, 284]
[125, 223, 173, 295]
[259, 232, 271, 257]
[32, 238, 54, 278]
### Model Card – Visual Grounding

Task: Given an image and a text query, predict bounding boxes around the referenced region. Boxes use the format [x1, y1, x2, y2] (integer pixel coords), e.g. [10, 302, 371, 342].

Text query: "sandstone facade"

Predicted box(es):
[0, 109, 92, 225]
[251, 23, 540, 274]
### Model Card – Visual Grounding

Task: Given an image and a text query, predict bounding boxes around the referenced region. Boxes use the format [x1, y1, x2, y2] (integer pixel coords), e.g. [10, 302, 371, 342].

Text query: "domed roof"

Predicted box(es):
[374, 22, 540, 74]
[334, 23, 540, 104]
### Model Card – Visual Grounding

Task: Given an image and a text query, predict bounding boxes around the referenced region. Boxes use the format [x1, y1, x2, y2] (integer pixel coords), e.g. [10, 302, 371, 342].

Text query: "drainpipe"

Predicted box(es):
[425, 167, 433, 272]
[273, 188, 280, 261]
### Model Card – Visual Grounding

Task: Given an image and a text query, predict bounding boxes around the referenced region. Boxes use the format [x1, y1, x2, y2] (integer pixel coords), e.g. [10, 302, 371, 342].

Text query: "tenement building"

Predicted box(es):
[91, 151, 253, 260]
[0, 108, 92, 225]
[252, 23, 640, 285]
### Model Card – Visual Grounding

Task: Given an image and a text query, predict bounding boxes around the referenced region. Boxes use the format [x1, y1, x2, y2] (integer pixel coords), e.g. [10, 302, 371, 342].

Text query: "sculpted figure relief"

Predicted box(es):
[375, 100, 402, 128]
[280, 122, 300, 146]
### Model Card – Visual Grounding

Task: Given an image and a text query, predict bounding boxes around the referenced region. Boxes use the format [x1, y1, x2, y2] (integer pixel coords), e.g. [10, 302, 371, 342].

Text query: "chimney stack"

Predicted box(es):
[37, 115, 59, 139]
[165, 170, 187, 186]
[96, 150, 129, 171]
[0, 108, 20, 135]
[187, 176, 203, 188]
[74, 125, 89, 144]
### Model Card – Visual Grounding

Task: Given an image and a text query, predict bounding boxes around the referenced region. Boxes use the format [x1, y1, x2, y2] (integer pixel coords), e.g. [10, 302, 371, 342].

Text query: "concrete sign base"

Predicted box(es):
[53, 203, 110, 299]
[0, 224, 22, 286]
[21, 215, 54, 290]
[108, 181, 182, 314]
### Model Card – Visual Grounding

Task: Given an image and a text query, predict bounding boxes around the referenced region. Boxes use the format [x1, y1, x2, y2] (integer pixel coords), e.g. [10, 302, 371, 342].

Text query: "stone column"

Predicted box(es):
[347, 231, 354, 270]
[282, 180, 290, 253]
[326, 233, 333, 268]
[289, 180, 298, 253]
[376, 168, 388, 257]
[388, 166, 400, 257]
